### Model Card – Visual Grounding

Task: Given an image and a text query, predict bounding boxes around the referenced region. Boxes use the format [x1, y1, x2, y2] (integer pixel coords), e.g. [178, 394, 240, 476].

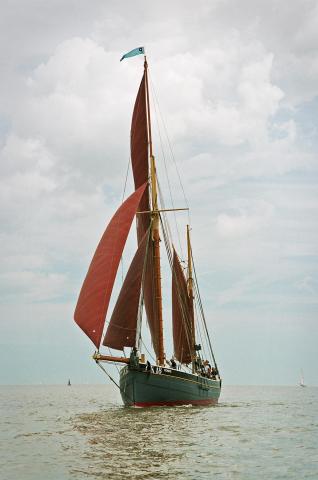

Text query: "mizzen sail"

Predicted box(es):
[74, 182, 147, 349]
[172, 249, 194, 364]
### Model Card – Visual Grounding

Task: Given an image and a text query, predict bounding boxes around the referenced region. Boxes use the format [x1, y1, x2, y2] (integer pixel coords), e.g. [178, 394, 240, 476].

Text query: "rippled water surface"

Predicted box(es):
[1, 384, 317, 479]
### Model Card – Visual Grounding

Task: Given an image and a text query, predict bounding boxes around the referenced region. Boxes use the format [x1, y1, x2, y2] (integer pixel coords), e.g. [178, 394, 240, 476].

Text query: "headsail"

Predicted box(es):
[172, 249, 194, 364]
[74, 183, 147, 349]
[103, 229, 150, 350]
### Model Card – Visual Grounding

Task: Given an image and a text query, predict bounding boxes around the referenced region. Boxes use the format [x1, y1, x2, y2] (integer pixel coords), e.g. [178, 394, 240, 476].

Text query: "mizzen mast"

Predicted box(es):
[144, 57, 165, 366]
[187, 225, 196, 371]
[187, 225, 194, 302]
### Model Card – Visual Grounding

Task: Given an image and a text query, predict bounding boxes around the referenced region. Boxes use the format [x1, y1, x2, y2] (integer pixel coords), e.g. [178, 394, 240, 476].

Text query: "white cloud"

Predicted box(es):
[0, 270, 69, 303]
[216, 276, 254, 306]
[0, 1, 317, 386]
[1, 134, 55, 175]
[296, 275, 317, 295]
[151, 42, 285, 148]
[216, 202, 274, 238]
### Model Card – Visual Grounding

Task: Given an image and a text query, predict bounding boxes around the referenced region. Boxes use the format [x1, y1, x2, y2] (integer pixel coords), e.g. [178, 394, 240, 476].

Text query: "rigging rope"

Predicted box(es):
[151, 85, 184, 258]
[96, 361, 121, 390]
[149, 73, 191, 225]
[191, 250, 219, 372]
[108, 347, 120, 376]
[159, 215, 194, 366]
[120, 156, 131, 284]
[140, 338, 156, 363]
[148, 74, 206, 371]
[159, 210, 217, 371]
[96, 361, 135, 405]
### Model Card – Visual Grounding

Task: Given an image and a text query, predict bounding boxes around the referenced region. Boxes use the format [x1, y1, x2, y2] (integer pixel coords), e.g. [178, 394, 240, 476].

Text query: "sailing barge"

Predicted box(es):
[74, 53, 221, 407]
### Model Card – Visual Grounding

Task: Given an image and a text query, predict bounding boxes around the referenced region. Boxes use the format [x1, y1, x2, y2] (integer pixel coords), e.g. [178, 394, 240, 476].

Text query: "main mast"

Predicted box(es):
[144, 57, 165, 366]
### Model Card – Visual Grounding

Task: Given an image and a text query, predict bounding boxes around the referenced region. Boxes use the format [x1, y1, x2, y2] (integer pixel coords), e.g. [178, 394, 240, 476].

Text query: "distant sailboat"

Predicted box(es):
[299, 370, 306, 388]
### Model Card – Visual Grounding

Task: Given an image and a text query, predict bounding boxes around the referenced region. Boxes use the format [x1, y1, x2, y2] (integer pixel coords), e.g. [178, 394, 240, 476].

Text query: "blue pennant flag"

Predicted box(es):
[120, 46, 145, 62]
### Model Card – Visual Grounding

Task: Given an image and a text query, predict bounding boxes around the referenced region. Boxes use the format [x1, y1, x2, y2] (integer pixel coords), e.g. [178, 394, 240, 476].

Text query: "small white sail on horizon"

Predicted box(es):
[300, 369, 306, 387]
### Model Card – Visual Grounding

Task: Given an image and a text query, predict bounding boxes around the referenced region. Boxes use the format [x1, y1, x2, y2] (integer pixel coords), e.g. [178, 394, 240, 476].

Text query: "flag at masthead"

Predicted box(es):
[120, 47, 145, 62]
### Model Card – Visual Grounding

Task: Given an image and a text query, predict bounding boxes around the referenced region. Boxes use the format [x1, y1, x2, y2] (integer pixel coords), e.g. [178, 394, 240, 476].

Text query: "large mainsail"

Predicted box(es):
[103, 229, 150, 350]
[74, 183, 147, 349]
[172, 249, 194, 364]
[131, 71, 161, 359]
[131, 74, 149, 200]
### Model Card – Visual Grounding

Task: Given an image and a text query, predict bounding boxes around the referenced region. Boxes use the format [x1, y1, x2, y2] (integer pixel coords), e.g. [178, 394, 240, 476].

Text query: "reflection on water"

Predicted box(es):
[1, 385, 318, 480]
[69, 386, 318, 480]
[71, 406, 207, 479]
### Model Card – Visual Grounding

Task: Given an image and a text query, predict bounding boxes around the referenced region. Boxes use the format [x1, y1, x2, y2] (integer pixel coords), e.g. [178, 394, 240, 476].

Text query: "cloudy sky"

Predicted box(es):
[1, 0, 317, 385]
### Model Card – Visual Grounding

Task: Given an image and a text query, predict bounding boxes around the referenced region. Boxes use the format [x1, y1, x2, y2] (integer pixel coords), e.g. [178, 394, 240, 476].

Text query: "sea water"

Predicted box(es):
[1, 384, 317, 480]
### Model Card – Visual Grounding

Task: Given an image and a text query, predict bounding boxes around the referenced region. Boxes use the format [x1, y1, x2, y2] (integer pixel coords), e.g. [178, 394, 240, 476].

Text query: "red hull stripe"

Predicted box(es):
[133, 398, 218, 407]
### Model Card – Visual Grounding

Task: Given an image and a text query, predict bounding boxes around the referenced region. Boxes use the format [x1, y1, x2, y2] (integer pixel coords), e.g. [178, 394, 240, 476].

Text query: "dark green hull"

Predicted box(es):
[119, 365, 221, 407]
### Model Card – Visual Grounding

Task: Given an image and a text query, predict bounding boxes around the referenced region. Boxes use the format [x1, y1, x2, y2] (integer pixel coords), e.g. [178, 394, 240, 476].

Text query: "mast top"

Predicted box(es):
[144, 55, 154, 161]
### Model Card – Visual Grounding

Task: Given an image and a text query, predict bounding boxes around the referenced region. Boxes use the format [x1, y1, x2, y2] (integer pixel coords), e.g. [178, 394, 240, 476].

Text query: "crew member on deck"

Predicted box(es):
[146, 360, 152, 372]
[170, 357, 177, 369]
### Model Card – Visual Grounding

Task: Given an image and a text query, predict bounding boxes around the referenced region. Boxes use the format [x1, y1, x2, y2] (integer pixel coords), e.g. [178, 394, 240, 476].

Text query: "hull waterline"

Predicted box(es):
[119, 365, 221, 407]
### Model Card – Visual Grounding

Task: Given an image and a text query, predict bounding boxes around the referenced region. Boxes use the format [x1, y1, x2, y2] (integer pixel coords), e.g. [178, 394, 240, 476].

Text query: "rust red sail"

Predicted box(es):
[131, 73, 151, 242]
[142, 244, 161, 357]
[130, 71, 161, 358]
[131, 74, 149, 192]
[103, 230, 150, 350]
[74, 183, 147, 349]
[172, 249, 194, 364]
